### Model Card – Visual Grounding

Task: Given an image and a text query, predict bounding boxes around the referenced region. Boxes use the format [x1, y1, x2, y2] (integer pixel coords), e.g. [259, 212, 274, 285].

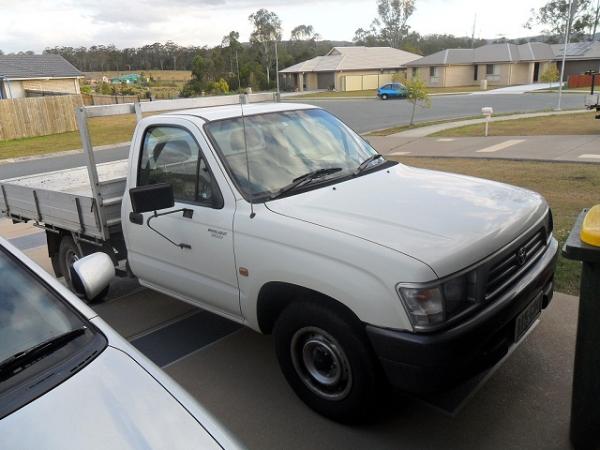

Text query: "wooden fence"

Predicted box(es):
[0, 95, 83, 141]
[81, 93, 144, 106]
[568, 74, 600, 89]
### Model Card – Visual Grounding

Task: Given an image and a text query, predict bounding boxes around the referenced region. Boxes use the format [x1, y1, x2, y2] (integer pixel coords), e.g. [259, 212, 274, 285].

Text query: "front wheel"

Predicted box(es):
[381, 94, 388, 100]
[273, 301, 383, 423]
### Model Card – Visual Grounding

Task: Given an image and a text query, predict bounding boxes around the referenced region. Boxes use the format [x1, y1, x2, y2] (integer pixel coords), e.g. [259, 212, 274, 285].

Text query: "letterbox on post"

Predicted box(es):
[562, 206, 600, 450]
[481, 107, 493, 137]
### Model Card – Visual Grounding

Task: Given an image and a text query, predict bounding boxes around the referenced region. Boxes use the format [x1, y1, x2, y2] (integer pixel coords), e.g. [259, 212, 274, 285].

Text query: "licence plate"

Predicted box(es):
[514, 293, 543, 341]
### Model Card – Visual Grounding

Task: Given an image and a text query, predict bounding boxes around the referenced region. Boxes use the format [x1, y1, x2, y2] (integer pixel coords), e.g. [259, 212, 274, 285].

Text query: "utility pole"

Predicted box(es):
[471, 14, 477, 48]
[275, 40, 280, 95]
[592, 0, 600, 41]
[235, 50, 241, 92]
[557, 0, 574, 111]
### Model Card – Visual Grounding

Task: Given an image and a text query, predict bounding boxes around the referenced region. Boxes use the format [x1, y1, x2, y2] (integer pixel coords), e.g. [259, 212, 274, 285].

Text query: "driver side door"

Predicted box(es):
[123, 119, 241, 319]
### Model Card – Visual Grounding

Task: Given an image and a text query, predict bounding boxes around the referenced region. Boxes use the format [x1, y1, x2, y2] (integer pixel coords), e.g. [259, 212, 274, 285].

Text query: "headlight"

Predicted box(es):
[398, 274, 475, 330]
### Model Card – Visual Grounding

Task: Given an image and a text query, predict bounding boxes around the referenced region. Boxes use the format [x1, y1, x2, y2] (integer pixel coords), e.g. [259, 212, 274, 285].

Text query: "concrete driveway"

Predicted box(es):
[1, 218, 578, 450]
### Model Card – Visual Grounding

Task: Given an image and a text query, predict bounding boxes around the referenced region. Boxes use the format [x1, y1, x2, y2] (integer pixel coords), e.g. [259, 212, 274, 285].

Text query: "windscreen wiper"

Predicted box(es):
[270, 167, 343, 200]
[0, 326, 87, 381]
[353, 154, 384, 176]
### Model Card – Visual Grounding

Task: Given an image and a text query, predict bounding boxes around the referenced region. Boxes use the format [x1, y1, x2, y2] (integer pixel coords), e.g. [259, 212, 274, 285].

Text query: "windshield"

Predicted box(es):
[205, 109, 378, 199]
[0, 250, 83, 363]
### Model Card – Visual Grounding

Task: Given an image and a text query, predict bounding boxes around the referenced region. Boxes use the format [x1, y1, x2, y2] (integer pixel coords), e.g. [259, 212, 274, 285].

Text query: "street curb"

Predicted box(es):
[0, 141, 131, 166]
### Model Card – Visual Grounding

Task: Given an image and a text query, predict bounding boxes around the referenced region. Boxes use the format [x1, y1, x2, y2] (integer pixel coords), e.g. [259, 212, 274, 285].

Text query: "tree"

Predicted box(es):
[377, 0, 416, 48]
[540, 64, 560, 87]
[403, 76, 430, 126]
[354, 0, 416, 48]
[249, 9, 282, 86]
[526, 0, 594, 40]
[290, 25, 314, 41]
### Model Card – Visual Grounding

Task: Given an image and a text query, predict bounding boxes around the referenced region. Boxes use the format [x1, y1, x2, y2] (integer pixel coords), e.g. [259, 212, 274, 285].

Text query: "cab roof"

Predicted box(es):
[166, 102, 317, 122]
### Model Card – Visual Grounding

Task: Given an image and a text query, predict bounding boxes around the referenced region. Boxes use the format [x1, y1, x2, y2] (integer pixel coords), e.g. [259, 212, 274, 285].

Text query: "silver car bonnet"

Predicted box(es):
[0, 346, 222, 450]
[267, 163, 548, 278]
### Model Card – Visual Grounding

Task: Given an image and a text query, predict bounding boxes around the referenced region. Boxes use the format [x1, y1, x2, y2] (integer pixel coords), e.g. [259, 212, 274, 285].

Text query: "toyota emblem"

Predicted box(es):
[516, 247, 528, 266]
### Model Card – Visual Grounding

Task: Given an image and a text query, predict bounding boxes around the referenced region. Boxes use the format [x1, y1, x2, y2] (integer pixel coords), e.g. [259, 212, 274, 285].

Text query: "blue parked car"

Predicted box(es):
[377, 82, 407, 100]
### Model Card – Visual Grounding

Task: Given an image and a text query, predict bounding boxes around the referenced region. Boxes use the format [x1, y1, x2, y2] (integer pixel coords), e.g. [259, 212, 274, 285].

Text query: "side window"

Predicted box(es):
[138, 126, 216, 206]
[382, 84, 392, 89]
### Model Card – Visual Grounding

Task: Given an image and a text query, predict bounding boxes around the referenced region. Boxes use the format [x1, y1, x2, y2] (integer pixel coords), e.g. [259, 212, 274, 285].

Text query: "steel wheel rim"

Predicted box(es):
[290, 326, 352, 401]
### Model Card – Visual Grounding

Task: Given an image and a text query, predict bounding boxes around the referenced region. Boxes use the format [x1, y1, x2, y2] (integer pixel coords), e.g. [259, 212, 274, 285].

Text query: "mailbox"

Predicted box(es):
[481, 107, 494, 136]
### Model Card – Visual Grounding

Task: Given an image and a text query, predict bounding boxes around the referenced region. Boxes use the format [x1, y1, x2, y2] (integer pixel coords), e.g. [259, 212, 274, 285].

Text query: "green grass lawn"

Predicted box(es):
[367, 111, 538, 136]
[431, 112, 599, 137]
[385, 156, 600, 296]
[0, 115, 137, 160]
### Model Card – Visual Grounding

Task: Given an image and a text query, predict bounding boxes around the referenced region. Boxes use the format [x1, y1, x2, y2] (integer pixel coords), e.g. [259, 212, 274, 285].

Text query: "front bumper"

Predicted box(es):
[366, 237, 559, 394]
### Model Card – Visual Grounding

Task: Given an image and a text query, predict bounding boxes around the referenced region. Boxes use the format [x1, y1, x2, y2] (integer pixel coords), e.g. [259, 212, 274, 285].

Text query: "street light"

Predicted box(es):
[274, 40, 280, 98]
[556, 0, 574, 111]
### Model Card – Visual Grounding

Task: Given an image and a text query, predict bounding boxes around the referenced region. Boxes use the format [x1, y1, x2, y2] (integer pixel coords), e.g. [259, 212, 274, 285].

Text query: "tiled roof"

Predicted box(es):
[0, 54, 82, 79]
[551, 41, 600, 60]
[280, 46, 421, 73]
[406, 42, 557, 67]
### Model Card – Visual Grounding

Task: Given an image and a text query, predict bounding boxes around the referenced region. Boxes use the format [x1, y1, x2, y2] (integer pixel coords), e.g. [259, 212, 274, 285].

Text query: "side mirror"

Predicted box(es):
[129, 183, 174, 214]
[70, 253, 115, 302]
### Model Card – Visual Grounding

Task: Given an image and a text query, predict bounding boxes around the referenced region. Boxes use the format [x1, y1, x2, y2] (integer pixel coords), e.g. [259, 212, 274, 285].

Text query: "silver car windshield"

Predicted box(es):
[0, 251, 82, 363]
[205, 109, 378, 199]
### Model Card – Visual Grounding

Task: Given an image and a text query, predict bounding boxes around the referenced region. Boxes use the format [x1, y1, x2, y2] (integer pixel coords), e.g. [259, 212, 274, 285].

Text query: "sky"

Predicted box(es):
[0, 0, 550, 53]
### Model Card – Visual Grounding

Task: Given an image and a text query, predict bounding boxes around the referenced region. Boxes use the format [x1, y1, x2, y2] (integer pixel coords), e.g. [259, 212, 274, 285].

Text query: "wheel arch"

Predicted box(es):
[256, 281, 362, 335]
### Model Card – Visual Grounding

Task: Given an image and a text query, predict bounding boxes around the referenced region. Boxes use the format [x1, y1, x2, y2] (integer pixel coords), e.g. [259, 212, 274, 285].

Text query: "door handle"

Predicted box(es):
[129, 212, 143, 225]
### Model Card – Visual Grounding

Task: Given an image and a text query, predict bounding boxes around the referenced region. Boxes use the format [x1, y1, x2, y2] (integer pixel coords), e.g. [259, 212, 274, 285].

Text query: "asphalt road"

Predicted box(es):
[0, 92, 587, 180]
[0, 145, 129, 180]
[294, 92, 587, 133]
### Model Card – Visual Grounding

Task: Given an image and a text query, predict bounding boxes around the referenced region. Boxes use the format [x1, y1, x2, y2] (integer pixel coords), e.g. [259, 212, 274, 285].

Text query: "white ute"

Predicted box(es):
[0, 95, 558, 422]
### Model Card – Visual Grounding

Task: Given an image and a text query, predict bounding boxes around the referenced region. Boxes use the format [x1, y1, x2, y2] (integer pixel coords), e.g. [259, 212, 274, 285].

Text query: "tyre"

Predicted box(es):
[381, 94, 388, 100]
[273, 300, 382, 423]
[58, 236, 81, 291]
[57, 236, 109, 302]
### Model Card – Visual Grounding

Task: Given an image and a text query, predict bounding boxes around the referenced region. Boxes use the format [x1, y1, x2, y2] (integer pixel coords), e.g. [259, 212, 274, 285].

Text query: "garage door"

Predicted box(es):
[317, 72, 335, 90]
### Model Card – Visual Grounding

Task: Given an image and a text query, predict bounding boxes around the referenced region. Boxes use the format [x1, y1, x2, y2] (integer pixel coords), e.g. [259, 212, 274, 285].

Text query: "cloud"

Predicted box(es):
[1, 0, 549, 54]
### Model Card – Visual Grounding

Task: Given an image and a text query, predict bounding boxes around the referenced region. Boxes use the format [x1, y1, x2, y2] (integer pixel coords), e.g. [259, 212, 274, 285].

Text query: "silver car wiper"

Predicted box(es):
[269, 167, 343, 200]
[0, 326, 87, 381]
[353, 154, 384, 176]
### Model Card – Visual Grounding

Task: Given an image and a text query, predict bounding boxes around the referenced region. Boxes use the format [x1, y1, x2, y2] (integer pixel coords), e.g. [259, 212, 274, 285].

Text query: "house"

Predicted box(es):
[551, 41, 600, 78]
[0, 54, 83, 99]
[405, 42, 557, 88]
[279, 46, 421, 92]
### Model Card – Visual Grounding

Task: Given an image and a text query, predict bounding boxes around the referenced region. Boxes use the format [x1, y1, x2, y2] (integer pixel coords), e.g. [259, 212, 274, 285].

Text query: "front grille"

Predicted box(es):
[484, 228, 547, 302]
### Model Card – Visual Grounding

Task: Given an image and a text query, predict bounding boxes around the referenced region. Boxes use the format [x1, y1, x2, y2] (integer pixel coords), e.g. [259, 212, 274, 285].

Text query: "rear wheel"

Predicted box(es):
[58, 236, 81, 290]
[273, 300, 383, 423]
[57, 236, 108, 302]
